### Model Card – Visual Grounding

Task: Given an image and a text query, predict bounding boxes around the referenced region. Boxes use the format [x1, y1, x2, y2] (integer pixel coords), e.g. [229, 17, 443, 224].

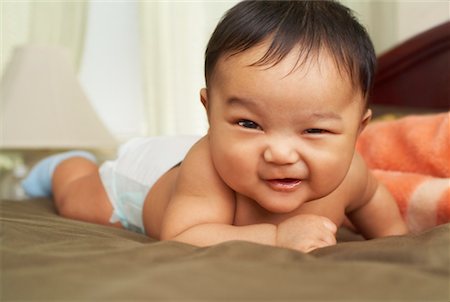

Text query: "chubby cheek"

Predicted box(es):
[210, 139, 256, 190]
[307, 147, 354, 194]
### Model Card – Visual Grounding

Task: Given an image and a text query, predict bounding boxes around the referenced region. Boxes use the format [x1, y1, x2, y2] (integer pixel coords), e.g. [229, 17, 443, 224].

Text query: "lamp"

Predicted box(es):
[0, 44, 117, 149]
[0, 44, 118, 199]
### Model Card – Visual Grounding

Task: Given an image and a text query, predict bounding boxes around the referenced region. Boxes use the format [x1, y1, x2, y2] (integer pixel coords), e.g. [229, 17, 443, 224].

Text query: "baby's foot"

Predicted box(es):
[21, 151, 96, 197]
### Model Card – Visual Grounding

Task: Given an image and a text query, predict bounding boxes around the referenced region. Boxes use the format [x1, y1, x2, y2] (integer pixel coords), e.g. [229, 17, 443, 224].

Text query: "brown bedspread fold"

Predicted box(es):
[1, 199, 449, 301]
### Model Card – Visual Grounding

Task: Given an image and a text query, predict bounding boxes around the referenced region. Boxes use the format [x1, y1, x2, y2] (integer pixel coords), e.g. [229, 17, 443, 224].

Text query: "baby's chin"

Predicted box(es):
[255, 195, 308, 214]
[257, 187, 340, 214]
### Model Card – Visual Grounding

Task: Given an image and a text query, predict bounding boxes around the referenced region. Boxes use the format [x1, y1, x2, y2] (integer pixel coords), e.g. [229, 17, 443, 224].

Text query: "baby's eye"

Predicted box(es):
[304, 128, 327, 134]
[238, 120, 261, 130]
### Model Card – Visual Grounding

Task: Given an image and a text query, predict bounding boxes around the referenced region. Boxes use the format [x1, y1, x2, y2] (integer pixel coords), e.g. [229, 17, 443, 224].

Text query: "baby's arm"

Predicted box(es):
[159, 138, 336, 252]
[347, 155, 408, 238]
[160, 192, 278, 246]
[162, 201, 336, 252]
[162, 200, 336, 252]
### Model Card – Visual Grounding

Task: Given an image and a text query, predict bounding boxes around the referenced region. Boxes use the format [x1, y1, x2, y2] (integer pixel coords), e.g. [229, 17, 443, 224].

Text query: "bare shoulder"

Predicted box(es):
[341, 151, 378, 212]
[159, 136, 236, 239]
[176, 136, 234, 198]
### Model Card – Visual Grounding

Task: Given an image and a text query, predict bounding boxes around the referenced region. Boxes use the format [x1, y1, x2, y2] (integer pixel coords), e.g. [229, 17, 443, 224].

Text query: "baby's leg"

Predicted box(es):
[22, 152, 119, 228]
[52, 158, 120, 227]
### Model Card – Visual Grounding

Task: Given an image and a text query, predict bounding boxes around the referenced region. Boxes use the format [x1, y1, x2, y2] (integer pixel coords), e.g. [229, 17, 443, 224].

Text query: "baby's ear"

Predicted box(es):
[200, 88, 209, 112]
[359, 109, 372, 134]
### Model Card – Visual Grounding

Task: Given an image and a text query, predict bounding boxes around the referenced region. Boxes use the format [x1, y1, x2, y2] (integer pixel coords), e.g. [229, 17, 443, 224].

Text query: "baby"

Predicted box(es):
[22, 1, 408, 253]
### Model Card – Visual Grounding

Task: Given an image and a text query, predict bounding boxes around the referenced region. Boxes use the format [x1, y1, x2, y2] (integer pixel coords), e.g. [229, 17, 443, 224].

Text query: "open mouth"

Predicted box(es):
[266, 178, 301, 192]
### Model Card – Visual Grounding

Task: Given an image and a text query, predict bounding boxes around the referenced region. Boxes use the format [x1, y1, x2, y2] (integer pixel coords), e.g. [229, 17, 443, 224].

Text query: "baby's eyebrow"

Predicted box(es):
[226, 96, 258, 108]
[226, 96, 343, 121]
[308, 111, 342, 121]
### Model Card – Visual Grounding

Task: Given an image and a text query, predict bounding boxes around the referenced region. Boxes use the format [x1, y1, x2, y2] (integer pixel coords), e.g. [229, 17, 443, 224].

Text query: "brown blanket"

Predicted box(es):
[1, 198, 449, 301]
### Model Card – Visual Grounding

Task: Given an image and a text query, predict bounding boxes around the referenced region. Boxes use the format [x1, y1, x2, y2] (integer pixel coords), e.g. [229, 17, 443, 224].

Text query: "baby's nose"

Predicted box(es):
[263, 143, 300, 165]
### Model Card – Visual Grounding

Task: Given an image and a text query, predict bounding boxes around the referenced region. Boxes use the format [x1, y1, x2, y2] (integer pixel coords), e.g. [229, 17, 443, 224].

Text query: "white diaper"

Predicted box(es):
[99, 136, 201, 234]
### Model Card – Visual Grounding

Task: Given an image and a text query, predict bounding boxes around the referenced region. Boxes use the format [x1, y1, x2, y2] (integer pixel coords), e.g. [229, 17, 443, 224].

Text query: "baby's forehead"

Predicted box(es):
[215, 43, 362, 94]
[211, 46, 366, 109]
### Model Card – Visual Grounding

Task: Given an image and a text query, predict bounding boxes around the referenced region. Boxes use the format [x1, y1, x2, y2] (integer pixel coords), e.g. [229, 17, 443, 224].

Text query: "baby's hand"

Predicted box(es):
[276, 214, 337, 253]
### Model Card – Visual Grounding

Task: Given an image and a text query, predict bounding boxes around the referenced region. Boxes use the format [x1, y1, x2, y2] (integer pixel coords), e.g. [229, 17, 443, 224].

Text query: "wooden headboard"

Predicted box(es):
[371, 21, 449, 111]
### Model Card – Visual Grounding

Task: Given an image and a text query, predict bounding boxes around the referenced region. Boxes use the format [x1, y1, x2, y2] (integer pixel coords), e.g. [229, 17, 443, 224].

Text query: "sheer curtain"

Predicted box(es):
[1, 1, 87, 75]
[139, 1, 237, 136]
[78, 1, 146, 142]
[342, 1, 449, 54]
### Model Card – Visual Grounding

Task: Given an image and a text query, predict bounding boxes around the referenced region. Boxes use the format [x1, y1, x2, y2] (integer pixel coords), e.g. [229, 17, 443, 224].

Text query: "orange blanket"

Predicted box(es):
[357, 112, 449, 233]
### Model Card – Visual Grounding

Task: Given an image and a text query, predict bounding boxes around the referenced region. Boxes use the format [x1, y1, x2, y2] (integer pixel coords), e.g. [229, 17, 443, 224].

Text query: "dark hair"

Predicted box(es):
[204, 0, 376, 100]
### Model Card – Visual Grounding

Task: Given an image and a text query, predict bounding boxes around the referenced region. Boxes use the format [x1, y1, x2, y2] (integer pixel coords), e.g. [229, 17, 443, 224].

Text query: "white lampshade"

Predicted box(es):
[0, 45, 117, 149]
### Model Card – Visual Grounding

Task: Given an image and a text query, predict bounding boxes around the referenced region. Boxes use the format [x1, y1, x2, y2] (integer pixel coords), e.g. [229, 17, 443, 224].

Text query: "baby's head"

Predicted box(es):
[201, 1, 377, 213]
[204, 0, 376, 105]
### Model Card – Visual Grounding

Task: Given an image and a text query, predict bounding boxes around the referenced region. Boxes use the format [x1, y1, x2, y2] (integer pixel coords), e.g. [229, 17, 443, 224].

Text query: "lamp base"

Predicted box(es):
[0, 149, 116, 200]
[0, 168, 27, 200]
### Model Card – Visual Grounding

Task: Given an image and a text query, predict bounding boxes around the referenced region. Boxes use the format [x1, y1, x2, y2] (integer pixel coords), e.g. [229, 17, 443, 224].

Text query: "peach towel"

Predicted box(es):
[357, 112, 450, 233]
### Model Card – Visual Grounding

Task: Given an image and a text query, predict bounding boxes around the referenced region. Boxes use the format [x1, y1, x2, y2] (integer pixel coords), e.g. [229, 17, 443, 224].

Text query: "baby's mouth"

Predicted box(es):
[266, 178, 302, 192]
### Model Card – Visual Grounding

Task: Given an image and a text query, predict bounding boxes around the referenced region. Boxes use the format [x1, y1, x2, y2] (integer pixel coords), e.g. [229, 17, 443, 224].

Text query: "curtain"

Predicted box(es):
[78, 1, 146, 142]
[139, 1, 237, 136]
[1, 1, 87, 77]
[342, 1, 449, 54]
[341, 1, 398, 54]
[1, 2, 31, 76]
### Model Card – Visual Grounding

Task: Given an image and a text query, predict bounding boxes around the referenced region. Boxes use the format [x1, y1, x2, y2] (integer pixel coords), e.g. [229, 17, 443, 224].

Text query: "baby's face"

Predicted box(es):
[202, 42, 369, 213]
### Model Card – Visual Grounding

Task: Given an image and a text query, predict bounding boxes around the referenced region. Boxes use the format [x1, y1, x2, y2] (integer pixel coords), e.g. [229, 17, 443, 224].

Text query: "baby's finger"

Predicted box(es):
[317, 220, 337, 245]
[304, 239, 334, 253]
[321, 217, 337, 234]
[321, 232, 337, 245]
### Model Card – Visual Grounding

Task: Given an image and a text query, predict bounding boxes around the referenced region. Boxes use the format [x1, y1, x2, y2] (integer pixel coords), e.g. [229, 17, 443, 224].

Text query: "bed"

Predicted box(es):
[1, 22, 449, 301]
